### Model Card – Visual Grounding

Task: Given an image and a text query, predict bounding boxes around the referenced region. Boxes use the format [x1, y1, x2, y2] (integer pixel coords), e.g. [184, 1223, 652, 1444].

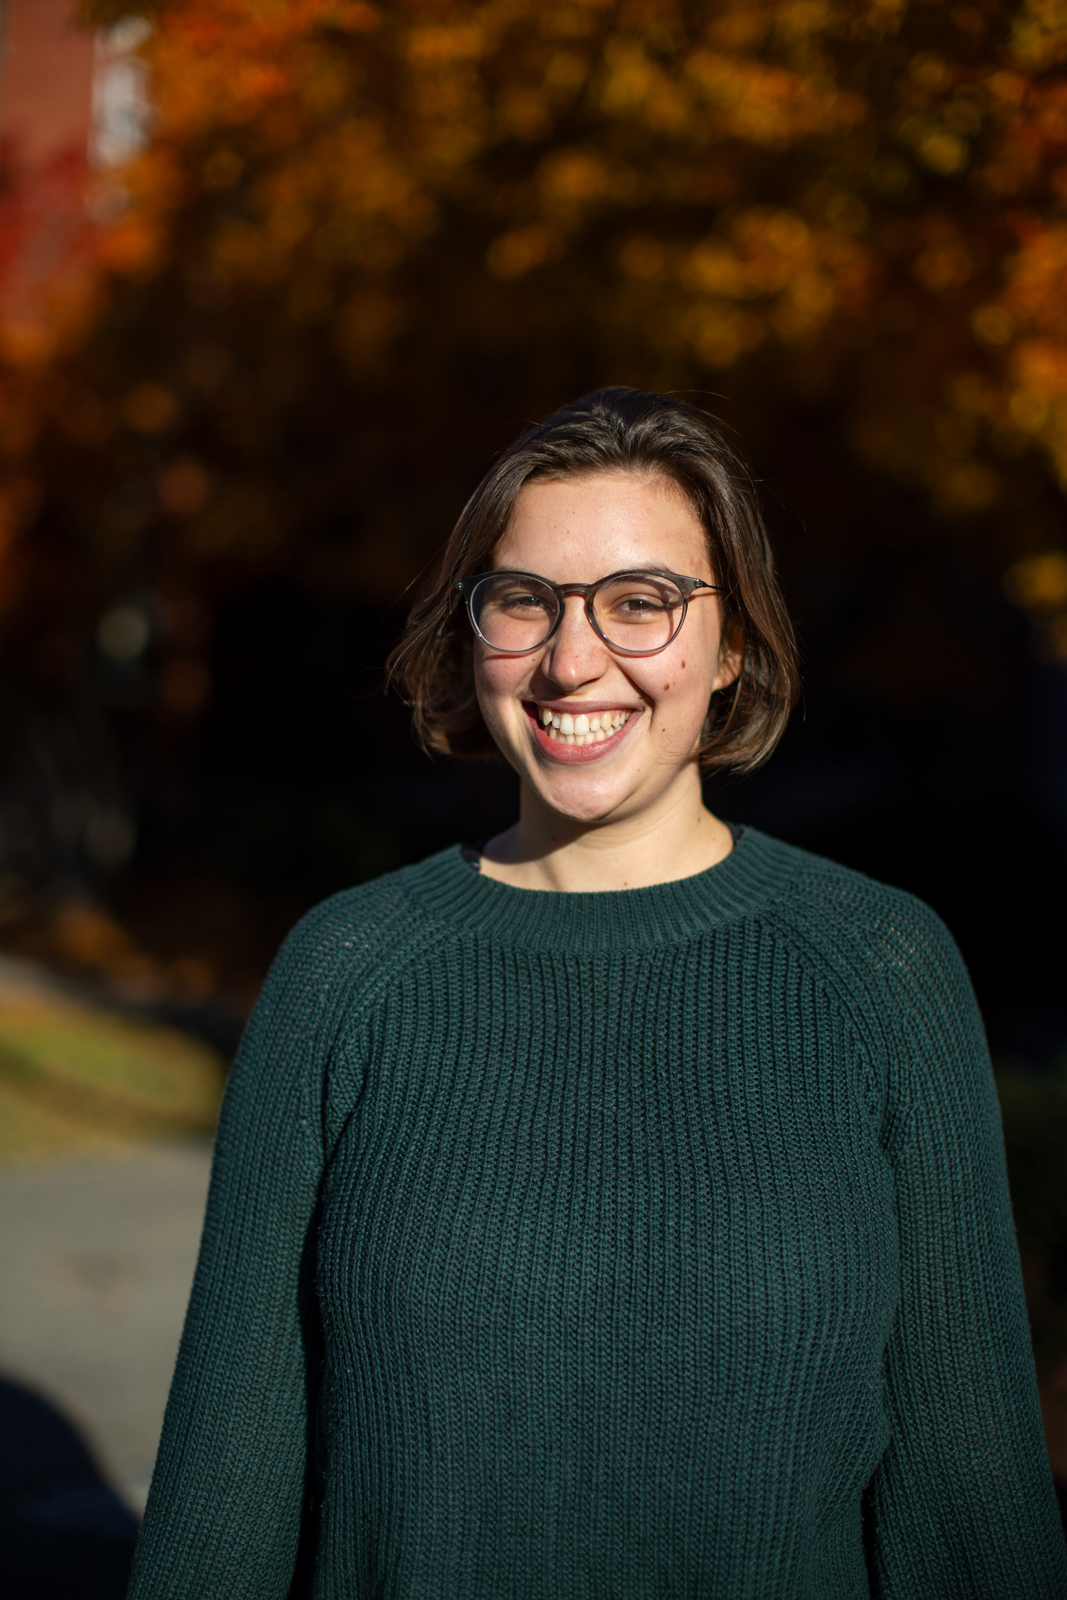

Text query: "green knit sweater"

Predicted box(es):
[128, 827, 1066, 1599]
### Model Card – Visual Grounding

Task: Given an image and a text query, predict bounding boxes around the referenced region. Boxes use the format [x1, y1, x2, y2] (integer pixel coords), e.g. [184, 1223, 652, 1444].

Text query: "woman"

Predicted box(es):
[128, 389, 1066, 1598]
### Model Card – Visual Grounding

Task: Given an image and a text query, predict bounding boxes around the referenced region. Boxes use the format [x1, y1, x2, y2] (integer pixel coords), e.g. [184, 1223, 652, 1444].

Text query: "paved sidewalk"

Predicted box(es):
[0, 1143, 212, 1512]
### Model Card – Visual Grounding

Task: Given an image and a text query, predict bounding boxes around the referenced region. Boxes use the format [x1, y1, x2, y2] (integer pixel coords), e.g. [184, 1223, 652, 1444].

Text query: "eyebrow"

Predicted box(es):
[490, 563, 678, 577]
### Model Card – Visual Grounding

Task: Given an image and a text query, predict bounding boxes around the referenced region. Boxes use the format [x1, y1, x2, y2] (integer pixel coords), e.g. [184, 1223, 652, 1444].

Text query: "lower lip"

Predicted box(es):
[524, 706, 640, 764]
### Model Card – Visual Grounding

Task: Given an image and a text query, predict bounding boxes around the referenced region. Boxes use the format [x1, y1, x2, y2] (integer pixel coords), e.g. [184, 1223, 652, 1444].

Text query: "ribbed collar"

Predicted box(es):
[393, 826, 802, 954]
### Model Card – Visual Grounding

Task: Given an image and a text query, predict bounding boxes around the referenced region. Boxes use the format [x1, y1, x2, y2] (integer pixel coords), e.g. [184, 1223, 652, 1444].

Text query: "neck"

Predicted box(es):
[479, 768, 734, 892]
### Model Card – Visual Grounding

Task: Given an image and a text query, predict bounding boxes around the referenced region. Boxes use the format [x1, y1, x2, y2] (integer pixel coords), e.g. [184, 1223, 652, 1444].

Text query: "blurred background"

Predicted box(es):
[0, 0, 1065, 1592]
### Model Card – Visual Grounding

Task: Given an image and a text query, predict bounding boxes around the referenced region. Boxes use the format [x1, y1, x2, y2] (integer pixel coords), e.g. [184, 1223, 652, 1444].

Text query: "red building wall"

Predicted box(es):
[0, 0, 96, 351]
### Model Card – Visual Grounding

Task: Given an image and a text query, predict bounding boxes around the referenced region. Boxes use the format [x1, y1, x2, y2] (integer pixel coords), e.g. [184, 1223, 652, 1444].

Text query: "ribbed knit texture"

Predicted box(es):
[128, 827, 1066, 1599]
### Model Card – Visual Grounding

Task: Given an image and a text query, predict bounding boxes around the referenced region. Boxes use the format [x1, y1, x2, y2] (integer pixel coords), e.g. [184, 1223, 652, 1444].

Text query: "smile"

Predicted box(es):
[539, 706, 633, 745]
[524, 703, 639, 763]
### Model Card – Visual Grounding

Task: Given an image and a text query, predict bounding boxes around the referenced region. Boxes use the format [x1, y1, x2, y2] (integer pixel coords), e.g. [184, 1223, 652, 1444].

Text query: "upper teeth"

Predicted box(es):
[538, 707, 632, 744]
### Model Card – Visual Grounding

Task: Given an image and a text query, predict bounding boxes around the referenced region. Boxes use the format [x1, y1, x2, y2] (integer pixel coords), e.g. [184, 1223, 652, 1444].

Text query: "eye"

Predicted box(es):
[498, 588, 553, 614]
[614, 593, 663, 614]
[592, 574, 685, 650]
[471, 575, 559, 648]
[597, 577, 679, 617]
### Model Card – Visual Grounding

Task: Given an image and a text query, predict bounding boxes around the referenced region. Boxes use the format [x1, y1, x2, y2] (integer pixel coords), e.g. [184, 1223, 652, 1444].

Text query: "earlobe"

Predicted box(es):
[713, 621, 744, 693]
[714, 651, 742, 693]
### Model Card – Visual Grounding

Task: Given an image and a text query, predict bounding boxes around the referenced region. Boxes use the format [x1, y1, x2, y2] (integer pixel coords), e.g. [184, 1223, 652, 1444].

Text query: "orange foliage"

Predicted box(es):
[4, 0, 1067, 647]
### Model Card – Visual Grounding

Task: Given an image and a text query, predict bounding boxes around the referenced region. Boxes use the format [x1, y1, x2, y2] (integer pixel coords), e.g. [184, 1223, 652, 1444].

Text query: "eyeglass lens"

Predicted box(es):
[469, 573, 686, 654]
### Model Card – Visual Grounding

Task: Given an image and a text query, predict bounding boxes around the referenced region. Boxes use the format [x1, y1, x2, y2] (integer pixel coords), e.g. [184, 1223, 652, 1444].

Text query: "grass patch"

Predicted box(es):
[0, 989, 224, 1163]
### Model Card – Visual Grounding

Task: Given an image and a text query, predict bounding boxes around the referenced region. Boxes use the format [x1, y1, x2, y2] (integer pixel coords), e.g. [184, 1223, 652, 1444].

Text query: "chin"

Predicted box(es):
[547, 799, 623, 826]
[531, 772, 637, 825]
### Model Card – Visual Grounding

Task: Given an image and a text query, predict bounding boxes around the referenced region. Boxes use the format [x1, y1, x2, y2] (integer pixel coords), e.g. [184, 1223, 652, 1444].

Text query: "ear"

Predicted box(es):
[712, 615, 743, 693]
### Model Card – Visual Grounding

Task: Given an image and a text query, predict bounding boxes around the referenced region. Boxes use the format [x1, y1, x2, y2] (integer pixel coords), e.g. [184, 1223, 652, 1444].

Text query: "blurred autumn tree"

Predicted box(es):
[1, 0, 1067, 995]
[14, 0, 1067, 582]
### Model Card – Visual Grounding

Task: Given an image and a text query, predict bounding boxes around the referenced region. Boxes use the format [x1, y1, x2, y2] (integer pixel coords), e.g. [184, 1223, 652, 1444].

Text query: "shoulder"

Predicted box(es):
[249, 847, 461, 1044]
[272, 847, 458, 991]
[745, 828, 974, 1020]
[748, 829, 991, 1116]
[747, 835, 991, 1139]
[750, 829, 957, 959]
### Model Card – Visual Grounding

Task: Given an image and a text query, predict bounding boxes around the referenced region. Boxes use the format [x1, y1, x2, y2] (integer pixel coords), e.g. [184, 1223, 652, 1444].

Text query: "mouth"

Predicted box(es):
[523, 702, 640, 763]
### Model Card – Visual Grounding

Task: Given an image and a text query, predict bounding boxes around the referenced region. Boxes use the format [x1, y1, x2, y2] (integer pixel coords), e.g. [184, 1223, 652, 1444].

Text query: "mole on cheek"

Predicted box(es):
[663, 682, 671, 692]
[681, 660, 686, 669]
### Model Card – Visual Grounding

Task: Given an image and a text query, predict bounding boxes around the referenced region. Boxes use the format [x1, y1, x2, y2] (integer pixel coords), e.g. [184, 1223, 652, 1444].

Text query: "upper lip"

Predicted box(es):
[527, 700, 642, 714]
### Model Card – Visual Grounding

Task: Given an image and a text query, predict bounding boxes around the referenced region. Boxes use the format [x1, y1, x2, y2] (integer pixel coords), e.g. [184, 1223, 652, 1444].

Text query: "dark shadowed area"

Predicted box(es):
[0, 1380, 137, 1600]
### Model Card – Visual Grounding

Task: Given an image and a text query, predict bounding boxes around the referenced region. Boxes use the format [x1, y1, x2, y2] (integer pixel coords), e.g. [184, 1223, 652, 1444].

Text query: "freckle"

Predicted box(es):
[681, 660, 686, 668]
[663, 682, 670, 691]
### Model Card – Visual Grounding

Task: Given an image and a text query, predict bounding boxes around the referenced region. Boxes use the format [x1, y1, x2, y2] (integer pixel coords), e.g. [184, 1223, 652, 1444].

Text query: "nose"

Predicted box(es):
[539, 594, 610, 689]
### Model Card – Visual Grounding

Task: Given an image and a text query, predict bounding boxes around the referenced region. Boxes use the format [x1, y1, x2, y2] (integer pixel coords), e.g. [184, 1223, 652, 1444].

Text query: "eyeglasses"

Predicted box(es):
[455, 568, 720, 658]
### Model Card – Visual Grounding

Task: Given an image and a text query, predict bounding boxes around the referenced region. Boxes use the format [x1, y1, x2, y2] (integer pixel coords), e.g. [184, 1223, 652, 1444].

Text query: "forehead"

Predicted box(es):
[494, 470, 711, 579]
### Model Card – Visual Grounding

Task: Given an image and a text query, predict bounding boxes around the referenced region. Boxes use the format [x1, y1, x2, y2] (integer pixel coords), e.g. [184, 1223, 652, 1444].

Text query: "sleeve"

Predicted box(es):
[863, 899, 1067, 1598]
[126, 908, 339, 1600]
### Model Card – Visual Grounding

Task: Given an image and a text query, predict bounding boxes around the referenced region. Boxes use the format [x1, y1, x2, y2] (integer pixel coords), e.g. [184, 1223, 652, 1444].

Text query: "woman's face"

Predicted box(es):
[473, 470, 740, 828]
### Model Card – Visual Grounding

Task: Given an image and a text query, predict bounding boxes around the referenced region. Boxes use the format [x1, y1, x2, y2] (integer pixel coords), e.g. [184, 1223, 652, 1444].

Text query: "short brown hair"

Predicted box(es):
[387, 387, 800, 774]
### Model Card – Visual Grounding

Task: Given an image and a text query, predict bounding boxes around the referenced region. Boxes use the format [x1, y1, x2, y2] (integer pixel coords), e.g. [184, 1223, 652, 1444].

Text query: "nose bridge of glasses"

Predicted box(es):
[554, 585, 599, 637]
[538, 587, 608, 661]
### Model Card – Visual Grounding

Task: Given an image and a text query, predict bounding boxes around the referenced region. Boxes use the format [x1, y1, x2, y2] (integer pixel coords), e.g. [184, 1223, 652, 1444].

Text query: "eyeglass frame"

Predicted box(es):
[455, 567, 722, 658]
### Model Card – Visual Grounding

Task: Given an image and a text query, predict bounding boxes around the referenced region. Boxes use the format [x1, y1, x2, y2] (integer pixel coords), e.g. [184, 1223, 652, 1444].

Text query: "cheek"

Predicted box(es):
[474, 656, 528, 723]
[649, 649, 716, 735]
